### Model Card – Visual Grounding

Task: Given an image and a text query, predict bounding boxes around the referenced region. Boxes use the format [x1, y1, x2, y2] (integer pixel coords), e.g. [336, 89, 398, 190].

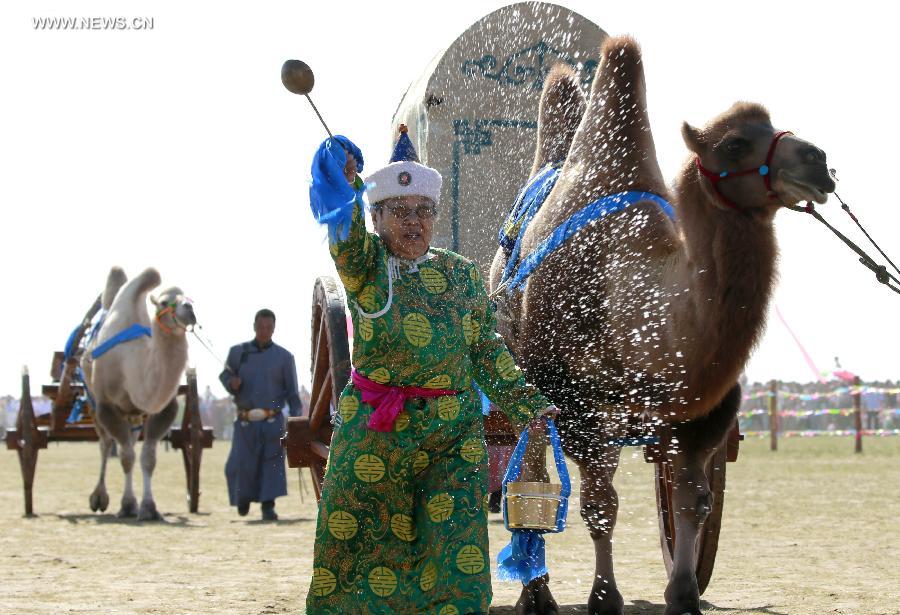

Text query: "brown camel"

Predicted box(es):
[489, 36, 835, 615]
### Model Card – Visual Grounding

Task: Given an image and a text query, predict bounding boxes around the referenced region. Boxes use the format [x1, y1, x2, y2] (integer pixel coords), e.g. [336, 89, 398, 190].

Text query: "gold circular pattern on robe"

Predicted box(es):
[419, 561, 437, 591]
[423, 374, 451, 389]
[367, 367, 391, 384]
[427, 493, 454, 522]
[354, 454, 386, 483]
[413, 450, 429, 474]
[496, 351, 520, 381]
[368, 566, 397, 597]
[394, 411, 410, 432]
[390, 513, 416, 542]
[439, 605, 460, 615]
[311, 567, 337, 597]
[456, 545, 486, 574]
[357, 317, 373, 341]
[339, 395, 359, 423]
[437, 396, 460, 420]
[461, 313, 476, 345]
[402, 312, 433, 347]
[327, 510, 358, 541]
[339, 272, 364, 292]
[418, 267, 448, 294]
[460, 438, 485, 463]
[358, 284, 379, 311]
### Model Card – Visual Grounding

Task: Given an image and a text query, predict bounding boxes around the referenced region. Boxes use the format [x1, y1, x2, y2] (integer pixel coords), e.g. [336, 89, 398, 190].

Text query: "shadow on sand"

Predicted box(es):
[53, 512, 197, 527]
[489, 602, 786, 614]
[231, 517, 315, 526]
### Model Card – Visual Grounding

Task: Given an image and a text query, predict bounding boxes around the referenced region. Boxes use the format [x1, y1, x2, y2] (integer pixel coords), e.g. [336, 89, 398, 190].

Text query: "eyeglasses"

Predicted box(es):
[381, 203, 437, 220]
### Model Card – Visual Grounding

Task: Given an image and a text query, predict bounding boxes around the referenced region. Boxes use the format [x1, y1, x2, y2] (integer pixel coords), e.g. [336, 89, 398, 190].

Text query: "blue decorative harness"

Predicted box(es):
[498, 166, 676, 293]
[493, 166, 669, 451]
[61, 314, 151, 423]
[90, 323, 152, 360]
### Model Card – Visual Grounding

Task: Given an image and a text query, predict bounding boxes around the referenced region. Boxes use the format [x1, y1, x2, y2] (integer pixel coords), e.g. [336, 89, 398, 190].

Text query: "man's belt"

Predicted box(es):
[237, 408, 280, 422]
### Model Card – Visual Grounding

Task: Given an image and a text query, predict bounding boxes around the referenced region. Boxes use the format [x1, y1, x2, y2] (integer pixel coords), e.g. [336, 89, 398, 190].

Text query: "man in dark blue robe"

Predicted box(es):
[220, 308, 302, 520]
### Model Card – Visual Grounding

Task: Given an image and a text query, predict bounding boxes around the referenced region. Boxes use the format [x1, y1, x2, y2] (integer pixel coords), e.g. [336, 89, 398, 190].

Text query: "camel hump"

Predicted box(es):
[102, 267, 128, 310]
[600, 35, 642, 70]
[134, 267, 162, 295]
[564, 33, 666, 198]
[531, 64, 586, 175]
[594, 35, 646, 102]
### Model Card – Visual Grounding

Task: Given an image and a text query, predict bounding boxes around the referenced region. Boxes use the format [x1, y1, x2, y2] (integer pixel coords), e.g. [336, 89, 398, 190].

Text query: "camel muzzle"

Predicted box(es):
[175, 303, 196, 328]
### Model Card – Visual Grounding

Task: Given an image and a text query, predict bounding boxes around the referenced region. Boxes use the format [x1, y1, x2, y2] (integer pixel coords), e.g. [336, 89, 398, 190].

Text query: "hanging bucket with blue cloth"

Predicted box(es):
[502, 417, 570, 531]
[497, 417, 570, 583]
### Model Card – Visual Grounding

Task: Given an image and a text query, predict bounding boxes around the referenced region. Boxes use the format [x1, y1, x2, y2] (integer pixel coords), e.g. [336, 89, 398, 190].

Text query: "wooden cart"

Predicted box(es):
[285, 275, 742, 595]
[5, 297, 213, 516]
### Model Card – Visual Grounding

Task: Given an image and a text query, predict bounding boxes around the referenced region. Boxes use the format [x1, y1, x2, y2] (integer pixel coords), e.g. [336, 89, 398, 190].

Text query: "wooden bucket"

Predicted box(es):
[504, 481, 563, 530]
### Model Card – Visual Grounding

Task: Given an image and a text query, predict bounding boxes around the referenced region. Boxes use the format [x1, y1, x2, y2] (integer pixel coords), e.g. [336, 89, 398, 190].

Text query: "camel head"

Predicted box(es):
[682, 102, 835, 212]
[150, 287, 196, 335]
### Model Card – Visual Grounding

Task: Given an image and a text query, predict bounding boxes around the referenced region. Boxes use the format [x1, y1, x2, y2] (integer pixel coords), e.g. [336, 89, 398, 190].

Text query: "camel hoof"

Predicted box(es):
[664, 573, 701, 615]
[117, 497, 139, 518]
[515, 575, 559, 615]
[488, 490, 502, 514]
[587, 580, 624, 615]
[138, 500, 163, 522]
[89, 488, 109, 513]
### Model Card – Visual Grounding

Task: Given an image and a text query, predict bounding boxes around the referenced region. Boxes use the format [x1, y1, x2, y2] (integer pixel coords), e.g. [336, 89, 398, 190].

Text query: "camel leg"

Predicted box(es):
[89, 426, 112, 512]
[94, 402, 139, 517]
[137, 400, 178, 521]
[663, 384, 741, 615]
[663, 450, 709, 615]
[581, 447, 625, 615]
[117, 430, 139, 518]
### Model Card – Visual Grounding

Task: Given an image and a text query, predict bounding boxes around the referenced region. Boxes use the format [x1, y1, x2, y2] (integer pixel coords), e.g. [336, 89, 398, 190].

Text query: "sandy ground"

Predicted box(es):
[1, 436, 899, 614]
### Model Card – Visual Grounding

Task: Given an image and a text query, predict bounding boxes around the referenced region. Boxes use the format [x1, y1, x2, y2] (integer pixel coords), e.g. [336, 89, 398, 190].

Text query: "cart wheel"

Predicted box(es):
[186, 370, 202, 513]
[654, 433, 729, 595]
[290, 276, 350, 499]
[14, 369, 41, 517]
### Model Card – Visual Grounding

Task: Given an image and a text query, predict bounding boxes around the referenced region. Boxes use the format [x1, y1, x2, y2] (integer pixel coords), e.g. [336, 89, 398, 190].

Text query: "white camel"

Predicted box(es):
[81, 266, 196, 520]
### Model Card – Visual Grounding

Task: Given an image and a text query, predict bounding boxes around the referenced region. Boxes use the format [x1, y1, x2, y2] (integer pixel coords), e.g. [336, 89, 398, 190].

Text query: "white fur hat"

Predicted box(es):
[364, 125, 442, 205]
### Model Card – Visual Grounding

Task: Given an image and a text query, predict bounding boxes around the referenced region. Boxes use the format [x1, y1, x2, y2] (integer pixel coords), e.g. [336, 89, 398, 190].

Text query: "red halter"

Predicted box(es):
[695, 130, 793, 211]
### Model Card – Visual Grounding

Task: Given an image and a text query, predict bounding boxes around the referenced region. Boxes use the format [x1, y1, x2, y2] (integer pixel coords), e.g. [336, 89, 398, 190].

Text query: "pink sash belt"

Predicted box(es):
[351, 369, 458, 432]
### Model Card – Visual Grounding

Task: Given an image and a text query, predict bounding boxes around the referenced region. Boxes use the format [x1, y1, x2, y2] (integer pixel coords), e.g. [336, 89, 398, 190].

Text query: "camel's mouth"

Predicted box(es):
[174, 302, 197, 328]
[774, 170, 834, 205]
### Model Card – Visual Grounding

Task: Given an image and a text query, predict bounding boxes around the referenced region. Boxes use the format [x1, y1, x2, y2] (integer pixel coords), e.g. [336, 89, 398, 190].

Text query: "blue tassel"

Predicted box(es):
[309, 136, 365, 243]
[497, 529, 547, 583]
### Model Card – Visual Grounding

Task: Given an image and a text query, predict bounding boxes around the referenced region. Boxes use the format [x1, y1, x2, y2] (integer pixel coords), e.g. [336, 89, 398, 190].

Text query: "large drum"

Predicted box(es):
[391, 2, 607, 273]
